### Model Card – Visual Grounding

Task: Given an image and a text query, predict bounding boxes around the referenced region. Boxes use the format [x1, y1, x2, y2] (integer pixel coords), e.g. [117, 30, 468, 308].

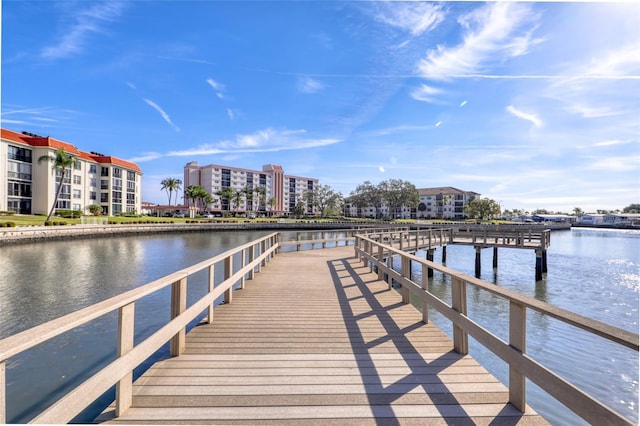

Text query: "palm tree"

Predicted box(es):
[256, 186, 267, 214]
[38, 148, 80, 223]
[161, 177, 183, 206]
[267, 197, 276, 217]
[232, 189, 245, 215]
[216, 187, 235, 213]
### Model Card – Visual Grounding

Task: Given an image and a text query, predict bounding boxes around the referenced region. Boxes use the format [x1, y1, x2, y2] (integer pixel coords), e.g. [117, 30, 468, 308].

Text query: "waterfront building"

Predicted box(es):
[1, 128, 142, 216]
[344, 186, 480, 220]
[183, 161, 319, 215]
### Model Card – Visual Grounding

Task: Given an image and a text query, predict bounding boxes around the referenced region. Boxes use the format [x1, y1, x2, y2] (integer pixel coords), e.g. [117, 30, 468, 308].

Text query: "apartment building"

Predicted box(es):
[184, 161, 319, 215]
[1, 128, 142, 216]
[345, 186, 479, 219]
[418, 187, 480, 219]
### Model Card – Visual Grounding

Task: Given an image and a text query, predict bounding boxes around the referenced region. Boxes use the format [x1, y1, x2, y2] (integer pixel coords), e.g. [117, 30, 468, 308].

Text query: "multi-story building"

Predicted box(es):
[184, 161, 319, 215]
[1, 128, 142, 216]
[344, 186, 479, 219]
[417, 187, 479, 219]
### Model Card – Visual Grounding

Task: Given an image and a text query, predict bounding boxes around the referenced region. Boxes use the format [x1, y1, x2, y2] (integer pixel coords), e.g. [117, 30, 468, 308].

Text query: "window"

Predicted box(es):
[89, 164, 97, 173]
[112, 191, 122, 203]
[56, 200, 70, 209]
[74, 162, 81, 170]
[73, 189, 81, 199]
[7, 162, 32, 180]
[112, 178, 122, 190]
[101, 179, 109, 190]
[127, 181, 136, 192]
[126, 193, 136, 204]
[90, 191, 97, 200]
[73, 203, 81, 211]
[112, 203, 122, 215]
[73, 175, 81, 185]
[56, 184, 71, 199]
[8, 146, 32, 163]
[90, 178, 97, 187]
[55, 170, 71, 183]
[7, 182, 31, 197]
[101, 167, 109, 177]
[113, 167, 122, 178]
[100, 193, 108, 203]
[127, 170, 136, 181]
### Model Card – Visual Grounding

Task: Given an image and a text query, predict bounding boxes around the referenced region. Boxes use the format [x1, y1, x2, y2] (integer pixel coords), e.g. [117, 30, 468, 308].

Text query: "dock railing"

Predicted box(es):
[355, 233, 639, 425]
[0, 233, 283, 424]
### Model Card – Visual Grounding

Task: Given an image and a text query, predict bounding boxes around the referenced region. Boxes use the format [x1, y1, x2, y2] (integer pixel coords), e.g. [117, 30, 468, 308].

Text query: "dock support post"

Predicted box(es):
[170, 278, 187, 356]
[441, 245, 447, 264]
[493, 247, 498, 269]
[116, 302, 135, 416]
[475, 246, 482, 277]
[535, 250, 543, 281]
[426, 249, 435, 277]
[0, 361, 5, 424]
[542, 250, 548, 273]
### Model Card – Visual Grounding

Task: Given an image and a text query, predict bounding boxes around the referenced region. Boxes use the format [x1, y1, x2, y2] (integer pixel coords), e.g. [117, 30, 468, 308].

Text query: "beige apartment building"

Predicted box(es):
[184, 161, 319, 215]
[1, 128, 142, 216]
[345, 186, 479, 219]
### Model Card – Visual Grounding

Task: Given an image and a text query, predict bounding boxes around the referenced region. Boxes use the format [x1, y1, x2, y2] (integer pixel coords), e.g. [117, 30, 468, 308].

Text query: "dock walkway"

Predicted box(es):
[98, 246, 545, 425]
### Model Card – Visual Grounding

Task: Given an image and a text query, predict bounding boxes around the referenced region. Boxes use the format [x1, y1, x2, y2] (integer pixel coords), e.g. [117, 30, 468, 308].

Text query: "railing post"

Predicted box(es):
[116, 302, 135, 416]
[248, 245, 255, 280]
[170, 278, 187, 356]
[421, 263, 429, 323]
[240, 249, 246, 289]
[260, 239, 266, 270]
[387, 253, 393, 290]
[354, 235, 360, 259]
[207, 265, 215, 324]
[224, 255, 233, 304]
[401, 256, 410, 304]
[362, 240, 369, 267]
[377, 244, 384, 281]
[297, 232, 301, 251]
[451, 277, 468, 354]
[1, 360, 5, 424]
[322, 231, 327, 249]
[509, 300, 527, 411]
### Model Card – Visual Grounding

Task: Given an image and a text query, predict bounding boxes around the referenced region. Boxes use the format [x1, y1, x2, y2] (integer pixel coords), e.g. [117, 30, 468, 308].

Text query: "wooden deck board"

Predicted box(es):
[98, 246, 547, 424]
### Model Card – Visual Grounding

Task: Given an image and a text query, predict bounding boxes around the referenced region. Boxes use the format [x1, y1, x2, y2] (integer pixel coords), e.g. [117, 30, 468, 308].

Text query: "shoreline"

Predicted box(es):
[0, 221, 575, 245]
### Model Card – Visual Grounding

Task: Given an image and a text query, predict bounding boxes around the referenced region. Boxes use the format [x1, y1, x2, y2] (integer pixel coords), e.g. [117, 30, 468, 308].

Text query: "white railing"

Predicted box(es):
[354, 234, 638, 425]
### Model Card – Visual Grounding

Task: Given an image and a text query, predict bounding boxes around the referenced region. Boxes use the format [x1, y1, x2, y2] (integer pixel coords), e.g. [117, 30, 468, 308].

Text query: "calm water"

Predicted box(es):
[1, 228, 638, 424]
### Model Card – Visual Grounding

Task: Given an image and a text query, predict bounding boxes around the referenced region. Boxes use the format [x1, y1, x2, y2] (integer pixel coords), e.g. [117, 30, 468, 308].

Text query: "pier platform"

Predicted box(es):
[96, 246, 546, 425]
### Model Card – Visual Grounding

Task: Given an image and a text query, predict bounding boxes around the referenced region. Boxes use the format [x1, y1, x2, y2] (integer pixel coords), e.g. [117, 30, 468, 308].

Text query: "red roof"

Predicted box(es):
[1, 127, 142, 173]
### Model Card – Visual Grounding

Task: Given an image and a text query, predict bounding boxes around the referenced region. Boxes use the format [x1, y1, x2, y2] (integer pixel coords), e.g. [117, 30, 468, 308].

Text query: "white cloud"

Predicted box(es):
[298, 76, 325, 94]
[435, 121, 442, 127]
[411, 84, 444, 103]
[227, 109, 235, 120]
[206, 78, 226, 99]
[506, 105, 542, 127]
[143, 99, 180, 132]
[166, 128, 341, 157]
[417, 3, 543, 80]
[375, 2, 445, 37]
[459, 100, 468, 107]
[41, 2, 126, 59]
[127, 152, 163, 163]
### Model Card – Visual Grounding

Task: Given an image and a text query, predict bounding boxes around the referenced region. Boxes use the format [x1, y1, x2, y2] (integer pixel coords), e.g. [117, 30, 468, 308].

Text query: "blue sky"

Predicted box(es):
[2, 1, 639, 213]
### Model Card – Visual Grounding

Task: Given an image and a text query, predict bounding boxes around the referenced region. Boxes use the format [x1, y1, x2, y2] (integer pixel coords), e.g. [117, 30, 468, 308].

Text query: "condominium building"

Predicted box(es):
[184, 161, 319, 215]
[344, 186, 479, 219]
[418, 187, 480, 219]
[1, 128, 143, 216]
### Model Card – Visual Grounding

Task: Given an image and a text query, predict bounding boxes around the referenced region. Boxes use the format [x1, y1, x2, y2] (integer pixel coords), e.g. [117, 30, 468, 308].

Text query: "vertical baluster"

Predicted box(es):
[509, 301, 526, 411]
[207, 264, 215, 324]
[1, 360, 6, 424]
[224, 255, 233, 304]
[451, 277, 468, 354]
[421, 263, 429, 323]
[248, 245, 255, 280]
[116, 302, 135, 416]
[170, 278, 187, 356]
[240, 249, 246, 290]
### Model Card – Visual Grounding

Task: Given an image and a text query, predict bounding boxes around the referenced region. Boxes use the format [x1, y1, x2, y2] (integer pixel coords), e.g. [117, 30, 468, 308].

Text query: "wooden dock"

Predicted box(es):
[97, 246, 545, 425]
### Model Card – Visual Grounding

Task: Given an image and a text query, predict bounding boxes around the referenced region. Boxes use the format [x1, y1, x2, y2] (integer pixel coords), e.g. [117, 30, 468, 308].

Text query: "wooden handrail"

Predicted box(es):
[0, 233, 281, 424]
[354, 234, 639, 425]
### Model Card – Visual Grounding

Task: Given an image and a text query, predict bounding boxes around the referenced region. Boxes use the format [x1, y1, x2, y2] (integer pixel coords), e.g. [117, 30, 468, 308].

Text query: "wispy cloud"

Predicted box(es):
[127, 152, 163, 163]
[375, 2, 445, 37]
[411, 84, 444, 103]
[506, 105, 542, 127]
[41, 2, 126, 60]
[167, 128, 341, 157]
[227, 109, 235, 120]
[417, 3, 543, 80]
[206, 78, 226, 99]
[143, 99, 180, 132]
[297, 76, 325, 94]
